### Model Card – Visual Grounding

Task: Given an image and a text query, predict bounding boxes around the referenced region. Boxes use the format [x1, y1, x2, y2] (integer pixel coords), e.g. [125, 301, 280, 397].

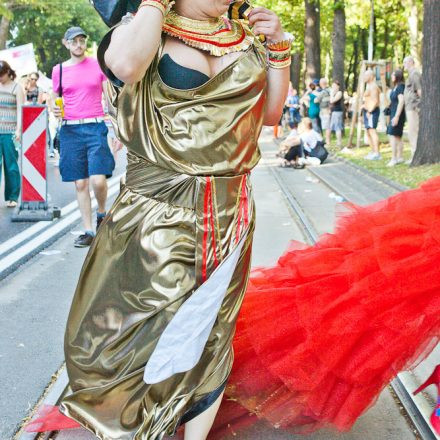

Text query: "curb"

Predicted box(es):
[333, 153, 409, 192]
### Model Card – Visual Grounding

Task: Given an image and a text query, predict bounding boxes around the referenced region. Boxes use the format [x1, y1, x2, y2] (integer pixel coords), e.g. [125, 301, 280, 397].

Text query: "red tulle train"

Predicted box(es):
[26, 177, 440, 437]
[212, 175, 440, 437]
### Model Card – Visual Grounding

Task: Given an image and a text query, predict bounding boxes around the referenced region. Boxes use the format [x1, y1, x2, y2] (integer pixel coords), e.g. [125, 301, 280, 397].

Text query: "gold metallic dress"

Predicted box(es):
[60, 24, 267, 440]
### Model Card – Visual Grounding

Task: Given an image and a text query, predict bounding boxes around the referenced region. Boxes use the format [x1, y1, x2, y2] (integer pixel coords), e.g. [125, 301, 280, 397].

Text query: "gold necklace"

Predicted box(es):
[163, 10, 254, 57]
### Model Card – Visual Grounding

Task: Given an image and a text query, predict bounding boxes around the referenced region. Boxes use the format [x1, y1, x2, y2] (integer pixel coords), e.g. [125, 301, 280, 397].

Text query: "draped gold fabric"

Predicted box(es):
[60, 26, 267, 440]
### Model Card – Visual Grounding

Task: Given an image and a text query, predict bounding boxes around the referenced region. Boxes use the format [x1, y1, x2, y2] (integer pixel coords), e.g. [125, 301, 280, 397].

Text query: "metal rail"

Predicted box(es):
[271, 164, 438, 440]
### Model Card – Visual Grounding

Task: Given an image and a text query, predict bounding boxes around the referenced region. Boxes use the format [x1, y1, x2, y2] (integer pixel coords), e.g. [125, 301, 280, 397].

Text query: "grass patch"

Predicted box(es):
[330, 138, 440, 188]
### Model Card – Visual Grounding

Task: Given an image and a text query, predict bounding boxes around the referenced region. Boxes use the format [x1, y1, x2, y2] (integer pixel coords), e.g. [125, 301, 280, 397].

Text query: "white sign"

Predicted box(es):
[0, 43, 38, 78]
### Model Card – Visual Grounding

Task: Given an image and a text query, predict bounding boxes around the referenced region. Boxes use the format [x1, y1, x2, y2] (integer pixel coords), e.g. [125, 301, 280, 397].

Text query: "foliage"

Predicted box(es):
[2, 0, 107, 76]
[256, 0, 422, 90]
[1, 0, 424, 88]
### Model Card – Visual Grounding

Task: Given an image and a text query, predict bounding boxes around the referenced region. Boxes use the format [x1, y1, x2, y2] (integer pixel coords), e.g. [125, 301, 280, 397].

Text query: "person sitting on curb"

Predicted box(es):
[278, 123, 304, 169]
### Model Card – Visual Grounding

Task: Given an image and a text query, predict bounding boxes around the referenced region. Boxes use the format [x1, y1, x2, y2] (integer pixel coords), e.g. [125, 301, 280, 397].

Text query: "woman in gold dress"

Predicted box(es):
[59, 1, 291, 438]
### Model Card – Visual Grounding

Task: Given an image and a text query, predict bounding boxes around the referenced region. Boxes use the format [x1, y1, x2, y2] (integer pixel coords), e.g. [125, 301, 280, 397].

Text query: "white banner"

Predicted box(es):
[0, 43, 38, 78]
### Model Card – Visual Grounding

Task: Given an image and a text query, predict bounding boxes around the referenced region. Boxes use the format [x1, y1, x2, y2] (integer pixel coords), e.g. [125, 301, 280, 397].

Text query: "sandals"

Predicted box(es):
[6, 200, 18, 208]
[293, 163, 305, 169]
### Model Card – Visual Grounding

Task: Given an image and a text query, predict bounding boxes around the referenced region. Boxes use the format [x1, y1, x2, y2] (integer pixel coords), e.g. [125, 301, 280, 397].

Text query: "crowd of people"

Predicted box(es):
[275, 56, 422, 169]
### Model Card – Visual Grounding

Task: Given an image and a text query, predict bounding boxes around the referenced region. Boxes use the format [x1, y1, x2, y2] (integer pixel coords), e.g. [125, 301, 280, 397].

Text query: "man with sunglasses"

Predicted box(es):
[52, 26, 115, 247]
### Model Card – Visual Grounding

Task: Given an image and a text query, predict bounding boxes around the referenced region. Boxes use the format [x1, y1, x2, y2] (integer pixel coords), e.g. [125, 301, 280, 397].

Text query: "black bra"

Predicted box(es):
[158, 54, 210, 90]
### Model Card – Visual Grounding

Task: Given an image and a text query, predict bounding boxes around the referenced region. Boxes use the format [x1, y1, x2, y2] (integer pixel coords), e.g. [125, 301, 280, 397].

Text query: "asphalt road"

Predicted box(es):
[0, 151, 127, 244]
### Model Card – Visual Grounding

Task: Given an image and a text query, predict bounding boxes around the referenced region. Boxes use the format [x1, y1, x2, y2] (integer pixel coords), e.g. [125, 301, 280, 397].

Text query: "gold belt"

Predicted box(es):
[124, 152, 253, 284]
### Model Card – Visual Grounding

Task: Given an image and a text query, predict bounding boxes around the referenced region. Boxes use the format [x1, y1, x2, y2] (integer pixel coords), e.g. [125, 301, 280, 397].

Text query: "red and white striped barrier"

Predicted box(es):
[21, 105, 48, 203]
[12, 105, 56, 222]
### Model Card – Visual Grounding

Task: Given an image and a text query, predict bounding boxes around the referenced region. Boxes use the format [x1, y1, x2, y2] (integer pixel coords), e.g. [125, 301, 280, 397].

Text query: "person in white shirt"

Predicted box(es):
[300, 118, 323, 154]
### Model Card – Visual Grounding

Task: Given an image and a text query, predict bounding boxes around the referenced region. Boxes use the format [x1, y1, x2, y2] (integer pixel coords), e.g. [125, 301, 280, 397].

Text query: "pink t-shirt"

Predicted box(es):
[52, 57, 106, 120]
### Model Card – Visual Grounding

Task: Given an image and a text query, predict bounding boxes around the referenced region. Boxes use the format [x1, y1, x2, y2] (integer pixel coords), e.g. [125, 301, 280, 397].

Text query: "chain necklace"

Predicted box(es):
[163, 10, 254, 57]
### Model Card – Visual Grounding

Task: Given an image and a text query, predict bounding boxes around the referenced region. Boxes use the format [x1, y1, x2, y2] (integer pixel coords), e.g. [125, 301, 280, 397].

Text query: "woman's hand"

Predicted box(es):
[14, 129, 20, 142]
[391, 116, 399, 127]
[248, 7, 284, 43]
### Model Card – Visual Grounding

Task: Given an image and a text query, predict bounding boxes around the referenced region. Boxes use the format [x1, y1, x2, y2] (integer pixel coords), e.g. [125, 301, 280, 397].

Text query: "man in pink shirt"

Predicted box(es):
[52, 26, 115, 247]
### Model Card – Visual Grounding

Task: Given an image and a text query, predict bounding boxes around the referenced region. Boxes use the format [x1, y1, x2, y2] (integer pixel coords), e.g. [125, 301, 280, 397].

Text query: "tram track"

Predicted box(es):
[270, 163, 439, 440]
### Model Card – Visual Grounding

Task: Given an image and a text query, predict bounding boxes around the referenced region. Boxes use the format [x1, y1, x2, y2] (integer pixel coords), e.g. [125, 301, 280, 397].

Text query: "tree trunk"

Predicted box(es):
[381, 20, 389, 59]
[412, 0, 440, 166]
[406, 0, 421, 64]
[351, 27, 361, 94]
[0, 15, 10, 50]
[361, 28, 369, 61]
[290, 52, 302, 91]
[304, 0, 321, 80]
[332, 0, 346, 92]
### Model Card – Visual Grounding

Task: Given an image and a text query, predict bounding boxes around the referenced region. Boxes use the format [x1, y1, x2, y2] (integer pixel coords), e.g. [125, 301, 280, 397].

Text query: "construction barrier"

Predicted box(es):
[12, 104, 58, 222]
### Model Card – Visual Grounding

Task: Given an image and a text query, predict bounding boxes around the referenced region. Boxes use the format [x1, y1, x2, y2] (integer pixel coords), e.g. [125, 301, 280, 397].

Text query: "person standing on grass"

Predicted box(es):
[0, 60, 24, 208]
[315, 78, 331, 145]
[302, 82, 320, 133]
[51, 26, 115, 248]
[330, 80, 344, 149]
[386, 70, 406, 167]
[362, 70, 381, 160]
[403, 56, 422, 163]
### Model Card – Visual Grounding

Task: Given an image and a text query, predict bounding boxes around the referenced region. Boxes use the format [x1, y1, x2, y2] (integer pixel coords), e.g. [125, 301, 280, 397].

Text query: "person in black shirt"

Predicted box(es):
[330, 80, 343, 148]
[25, 72, 43, 104]
[386, 70, 406, 167]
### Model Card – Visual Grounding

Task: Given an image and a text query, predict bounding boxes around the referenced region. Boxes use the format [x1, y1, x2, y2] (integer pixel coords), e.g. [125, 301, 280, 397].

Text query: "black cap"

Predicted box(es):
[64, 26, 87, 41]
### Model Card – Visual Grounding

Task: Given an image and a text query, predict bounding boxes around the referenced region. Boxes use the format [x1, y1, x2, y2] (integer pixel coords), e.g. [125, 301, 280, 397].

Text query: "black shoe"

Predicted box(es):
[96, 215, 105, 231]
[74, 233, 94, 248]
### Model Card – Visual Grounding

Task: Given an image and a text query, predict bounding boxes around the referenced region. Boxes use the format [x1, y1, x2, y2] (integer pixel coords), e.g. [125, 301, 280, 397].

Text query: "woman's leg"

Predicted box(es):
[396, 136, 404, 160]
[389, 135, 396, 160]
[2, 134, 21, 202]
[336, 130, 342, 148]
[184, 392, 224, 440]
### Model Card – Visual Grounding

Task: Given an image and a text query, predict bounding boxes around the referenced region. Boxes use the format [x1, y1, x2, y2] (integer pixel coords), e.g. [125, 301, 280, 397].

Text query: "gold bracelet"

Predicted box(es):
[138, 0, 172, 17]
[267, 38, 292, 69]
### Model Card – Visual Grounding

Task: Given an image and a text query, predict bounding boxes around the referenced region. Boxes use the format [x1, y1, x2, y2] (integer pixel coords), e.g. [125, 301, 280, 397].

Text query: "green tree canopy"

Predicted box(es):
[3, 0, 107, 76]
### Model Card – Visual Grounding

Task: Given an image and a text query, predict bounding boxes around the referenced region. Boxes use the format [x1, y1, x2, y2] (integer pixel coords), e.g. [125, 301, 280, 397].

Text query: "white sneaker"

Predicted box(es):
[396, 158, 405, 164]
[387, 159, 397, 167]
[365, 153, 381, 161]
[341, 147, 353, 154]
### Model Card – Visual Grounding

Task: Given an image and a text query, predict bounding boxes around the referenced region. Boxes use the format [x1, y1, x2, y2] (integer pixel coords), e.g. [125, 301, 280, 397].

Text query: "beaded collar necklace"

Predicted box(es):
[163, 10, 253, 57]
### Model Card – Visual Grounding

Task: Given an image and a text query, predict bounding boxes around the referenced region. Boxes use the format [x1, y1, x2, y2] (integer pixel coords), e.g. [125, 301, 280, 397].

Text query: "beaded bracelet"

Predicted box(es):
[138, 0, 172, 17]
[267, 38, 292, 69]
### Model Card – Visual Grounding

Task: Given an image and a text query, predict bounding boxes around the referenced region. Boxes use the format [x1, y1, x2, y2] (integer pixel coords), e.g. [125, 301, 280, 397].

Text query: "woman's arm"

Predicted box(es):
[104, 7, 164, 84]
[392, 94, 405, 127]
[264, 68, 290, 125]
[15, 83, 25, 140]
[330, 91, 342, 103]
[249, 8, 290, 126]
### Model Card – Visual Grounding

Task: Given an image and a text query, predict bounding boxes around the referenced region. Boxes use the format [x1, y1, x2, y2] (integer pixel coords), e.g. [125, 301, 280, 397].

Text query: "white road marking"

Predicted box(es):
[0, 179, 122, 277]
[0, 173, 122, 258]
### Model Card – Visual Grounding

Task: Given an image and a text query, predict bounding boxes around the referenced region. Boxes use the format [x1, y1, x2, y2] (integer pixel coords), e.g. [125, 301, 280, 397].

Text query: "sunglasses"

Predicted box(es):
[67, 38, 88, 46]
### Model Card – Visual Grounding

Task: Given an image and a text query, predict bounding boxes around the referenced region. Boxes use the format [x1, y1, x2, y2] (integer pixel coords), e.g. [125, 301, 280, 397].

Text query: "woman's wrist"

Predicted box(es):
[266, 32, 293, 69]
[138, 0, 173, 17]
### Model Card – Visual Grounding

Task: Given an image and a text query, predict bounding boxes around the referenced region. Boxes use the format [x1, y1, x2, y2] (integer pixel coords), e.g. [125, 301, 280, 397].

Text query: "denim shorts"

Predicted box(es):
[59, 122, 115, 182]
[363, 107, 380, 130]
